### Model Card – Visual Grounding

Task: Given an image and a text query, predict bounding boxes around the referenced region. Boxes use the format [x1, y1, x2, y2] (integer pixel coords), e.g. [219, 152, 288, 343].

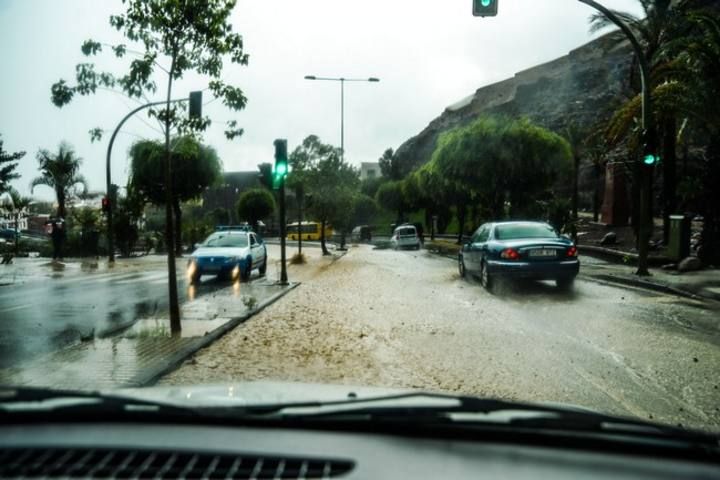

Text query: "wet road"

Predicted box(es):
[0, 249, 281, 369]
[162, 245, 720, 431]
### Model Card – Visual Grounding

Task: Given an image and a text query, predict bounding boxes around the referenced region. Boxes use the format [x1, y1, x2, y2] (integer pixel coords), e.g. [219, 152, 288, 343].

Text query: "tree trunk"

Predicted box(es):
[320, 219, 330, 256]
[173, 199, 183, 256]
[661, 117, 677, 245]
[165, 49, 181, 334]
[14, 214, 19, 256]
[592, 162, 602, 222]
[572, 153, 580, 242]
[456, 203, 466, 245]
[699, 136, 720, 265]
[57, 188, 66, 219]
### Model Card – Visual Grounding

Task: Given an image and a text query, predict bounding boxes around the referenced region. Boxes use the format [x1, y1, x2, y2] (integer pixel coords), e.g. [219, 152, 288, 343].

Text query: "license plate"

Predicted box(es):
[529, 249, 556, 257]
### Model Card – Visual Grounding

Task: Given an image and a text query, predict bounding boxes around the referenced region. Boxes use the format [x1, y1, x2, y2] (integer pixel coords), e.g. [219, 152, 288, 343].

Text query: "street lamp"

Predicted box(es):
[304, 75, 380, 161]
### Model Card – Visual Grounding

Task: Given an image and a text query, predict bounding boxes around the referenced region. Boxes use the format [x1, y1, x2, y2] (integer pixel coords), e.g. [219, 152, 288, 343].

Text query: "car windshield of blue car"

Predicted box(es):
[202, 234, 248, 248]
[495, 224, 558, 240]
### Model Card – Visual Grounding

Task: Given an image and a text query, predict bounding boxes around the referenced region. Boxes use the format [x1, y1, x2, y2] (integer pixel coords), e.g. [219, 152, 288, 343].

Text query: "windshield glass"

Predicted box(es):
[495, 224, 558, 240]
[1, 0, 718, 438]
[201, 234, 248, 248]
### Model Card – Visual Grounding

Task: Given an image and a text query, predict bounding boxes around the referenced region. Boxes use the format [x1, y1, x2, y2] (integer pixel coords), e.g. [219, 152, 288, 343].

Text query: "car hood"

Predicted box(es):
[115, 381, 413, 408]
[191, 247, 250, 258]
[112, 381, 595, 413]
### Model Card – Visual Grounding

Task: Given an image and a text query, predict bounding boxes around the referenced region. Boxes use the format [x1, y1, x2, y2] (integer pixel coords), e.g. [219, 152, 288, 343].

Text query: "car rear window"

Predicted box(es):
[396, 227, 416, 236]
[202, 233, 249, 248]
[495, 224, 557, 240]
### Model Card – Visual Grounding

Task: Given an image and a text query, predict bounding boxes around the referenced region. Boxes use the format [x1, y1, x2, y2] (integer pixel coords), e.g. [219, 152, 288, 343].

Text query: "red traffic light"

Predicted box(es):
[102, 196, 110, 213]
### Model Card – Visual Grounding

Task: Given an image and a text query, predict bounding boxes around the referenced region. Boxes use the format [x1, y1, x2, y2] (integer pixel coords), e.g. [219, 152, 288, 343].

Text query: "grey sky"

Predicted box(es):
[0, 0, 642, 200]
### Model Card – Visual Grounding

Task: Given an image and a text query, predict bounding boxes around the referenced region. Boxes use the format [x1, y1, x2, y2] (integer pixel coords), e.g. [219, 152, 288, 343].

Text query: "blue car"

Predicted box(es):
[187, 228, 268, 284]
[458, 221, 579, 291]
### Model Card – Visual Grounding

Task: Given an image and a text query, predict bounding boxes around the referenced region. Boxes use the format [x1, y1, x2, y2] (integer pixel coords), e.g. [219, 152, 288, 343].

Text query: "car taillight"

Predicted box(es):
[567, 246, 578, 257]
[500, 248, 520, 260]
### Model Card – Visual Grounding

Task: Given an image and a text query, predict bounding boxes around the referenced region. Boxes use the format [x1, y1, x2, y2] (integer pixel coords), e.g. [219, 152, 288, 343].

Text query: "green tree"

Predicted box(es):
[129, 136, 222, 255]
[430, 116, 571, 238]
[0, 135, 24, 196]
[375, 180, 406, 225]
[288, 135, 359, 255]
[52, 0, 249, 333]
[30, 142, 88, 218]
[0, 189, 33, 255]
[378, 148, 400, 180]
[351, 194, 379, 226]
[662, 10, 720, 263]
[236, 188, 276, 231]
[590, 0, 694, 243]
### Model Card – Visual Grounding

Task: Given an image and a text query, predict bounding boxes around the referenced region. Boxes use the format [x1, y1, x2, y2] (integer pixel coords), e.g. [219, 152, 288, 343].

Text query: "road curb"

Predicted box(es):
[578, 272, 711, 302]
[129, 282, 300, 387]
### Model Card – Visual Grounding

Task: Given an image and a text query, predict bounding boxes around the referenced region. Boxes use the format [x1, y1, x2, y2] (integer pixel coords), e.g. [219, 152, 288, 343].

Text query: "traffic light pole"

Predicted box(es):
[577, 0, 654, 276]
[279, 181, 288, 285]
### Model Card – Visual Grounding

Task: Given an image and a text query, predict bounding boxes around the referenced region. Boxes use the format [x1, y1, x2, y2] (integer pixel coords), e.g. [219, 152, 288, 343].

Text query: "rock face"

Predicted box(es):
[394, 33, 634, 172]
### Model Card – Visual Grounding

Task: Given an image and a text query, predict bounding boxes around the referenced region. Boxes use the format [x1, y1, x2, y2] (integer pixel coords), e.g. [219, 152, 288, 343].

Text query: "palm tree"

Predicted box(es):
[30, 142, 88, 218]
[1, 189, 33, 255]
[661, 9, 720, 263]
[590, 0, 691, 243]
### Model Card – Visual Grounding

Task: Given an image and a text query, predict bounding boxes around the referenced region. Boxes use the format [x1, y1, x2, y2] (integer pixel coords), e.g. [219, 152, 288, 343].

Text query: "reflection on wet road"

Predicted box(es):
[0, 255, 271, 369]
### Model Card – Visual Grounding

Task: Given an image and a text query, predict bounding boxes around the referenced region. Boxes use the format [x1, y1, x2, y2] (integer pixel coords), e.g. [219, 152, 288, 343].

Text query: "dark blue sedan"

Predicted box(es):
[458, 221, 579, 291]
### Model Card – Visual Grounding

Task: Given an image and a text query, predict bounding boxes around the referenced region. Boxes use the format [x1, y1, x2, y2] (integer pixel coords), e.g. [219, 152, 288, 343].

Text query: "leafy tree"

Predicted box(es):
[70, 207, 102, 256]
[236, 188, 276, 231]
[52, 0, 249, 332]
[430, 116, 571, 240]
[289, 135, 359, 255]
[129, 136, 222, 254]
[375, 180, 406, 225]
[0, 135, 24, 196]
[662, 9, 720, 263]
[590, 0, 694, 242]
[31, 142, 88, 218]
[351, 194, 379, 226]
[0, 189, 32, 255]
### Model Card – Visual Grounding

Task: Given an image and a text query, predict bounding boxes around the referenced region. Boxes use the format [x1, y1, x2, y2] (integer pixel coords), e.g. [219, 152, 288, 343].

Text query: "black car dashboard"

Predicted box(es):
[1, 423, 718, 479]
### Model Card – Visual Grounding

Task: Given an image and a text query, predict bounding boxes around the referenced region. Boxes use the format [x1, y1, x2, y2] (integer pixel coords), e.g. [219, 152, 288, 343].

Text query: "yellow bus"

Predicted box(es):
[287, 221, 333, 241]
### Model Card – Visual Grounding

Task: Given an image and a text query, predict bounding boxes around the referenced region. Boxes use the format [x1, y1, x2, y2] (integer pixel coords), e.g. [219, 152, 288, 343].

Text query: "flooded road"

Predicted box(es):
[0, 248, 283, 369]
[161, 245, 720, 432]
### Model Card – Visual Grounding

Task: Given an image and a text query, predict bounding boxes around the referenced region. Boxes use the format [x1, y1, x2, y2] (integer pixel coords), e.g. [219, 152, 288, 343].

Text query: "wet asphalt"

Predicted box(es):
[0, 251, 278, 370]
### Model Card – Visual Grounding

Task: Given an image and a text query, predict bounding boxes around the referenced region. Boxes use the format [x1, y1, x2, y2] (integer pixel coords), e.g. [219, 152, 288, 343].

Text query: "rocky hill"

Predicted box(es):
[394, 33, 634, 172]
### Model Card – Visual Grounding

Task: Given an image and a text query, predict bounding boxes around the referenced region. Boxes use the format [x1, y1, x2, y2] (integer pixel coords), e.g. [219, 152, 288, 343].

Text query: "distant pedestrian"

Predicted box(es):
[50, 217, 66, 260]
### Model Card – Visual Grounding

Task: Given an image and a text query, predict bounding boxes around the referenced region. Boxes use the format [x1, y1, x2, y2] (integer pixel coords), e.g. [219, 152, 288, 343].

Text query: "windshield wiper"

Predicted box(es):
[0, 386, 198, 418]
[239, 392, 718, 444]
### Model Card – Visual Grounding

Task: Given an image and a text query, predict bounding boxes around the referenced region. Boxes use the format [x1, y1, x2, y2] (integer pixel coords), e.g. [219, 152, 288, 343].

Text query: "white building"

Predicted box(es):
[359, 162, 380, 181]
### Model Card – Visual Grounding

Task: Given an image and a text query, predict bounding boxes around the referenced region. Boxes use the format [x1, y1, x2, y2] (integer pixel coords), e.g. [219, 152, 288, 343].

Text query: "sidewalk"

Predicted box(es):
[580, 255, 720, 303]
[0, 249, 342, 390]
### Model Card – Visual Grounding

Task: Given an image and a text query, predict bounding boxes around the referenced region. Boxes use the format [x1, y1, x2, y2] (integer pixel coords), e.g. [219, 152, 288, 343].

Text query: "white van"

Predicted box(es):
[390, 225, 421, 250]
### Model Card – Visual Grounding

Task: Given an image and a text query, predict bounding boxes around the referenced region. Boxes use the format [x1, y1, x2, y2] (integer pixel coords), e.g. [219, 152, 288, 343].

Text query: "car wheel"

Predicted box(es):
[556, 277, 575, 291]
[458, 255, 466, 278]
[240, 259, 252, 282]
[480, 261, 494, 292]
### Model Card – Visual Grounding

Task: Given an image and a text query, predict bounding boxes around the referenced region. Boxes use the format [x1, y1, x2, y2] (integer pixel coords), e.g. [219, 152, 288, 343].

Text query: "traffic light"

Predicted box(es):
[101, 196, 110, 214]
[189, 91, 202, 120]
[641, 129, 659, 166]
[473, 0, 498, 17]
[273, 139, 288, 190]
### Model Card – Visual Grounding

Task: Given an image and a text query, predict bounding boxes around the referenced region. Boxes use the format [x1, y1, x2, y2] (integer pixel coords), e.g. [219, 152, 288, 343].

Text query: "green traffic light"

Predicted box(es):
[481, 0, 492, 5]
[275, 162, 288, 176]
[643, 154, 658, 165]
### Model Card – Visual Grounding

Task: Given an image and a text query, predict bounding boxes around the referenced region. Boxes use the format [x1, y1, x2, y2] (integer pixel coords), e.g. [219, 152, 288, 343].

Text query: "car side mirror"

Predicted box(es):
[193, 243, 199, 249]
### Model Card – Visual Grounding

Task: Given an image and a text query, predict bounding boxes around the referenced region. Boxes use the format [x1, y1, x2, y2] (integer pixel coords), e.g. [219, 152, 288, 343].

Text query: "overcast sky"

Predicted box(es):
[0, 0, 642, 200]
